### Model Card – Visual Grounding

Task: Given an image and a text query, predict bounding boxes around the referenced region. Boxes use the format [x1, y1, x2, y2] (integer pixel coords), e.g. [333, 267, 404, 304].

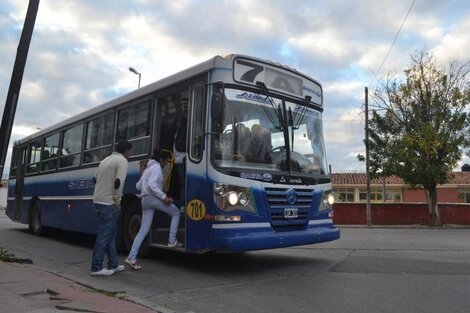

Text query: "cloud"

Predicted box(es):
[1, 0, 470, 176]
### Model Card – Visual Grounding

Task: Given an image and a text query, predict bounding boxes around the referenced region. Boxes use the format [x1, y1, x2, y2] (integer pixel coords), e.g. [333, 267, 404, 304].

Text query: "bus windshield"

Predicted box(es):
[212, 88, 328, 175]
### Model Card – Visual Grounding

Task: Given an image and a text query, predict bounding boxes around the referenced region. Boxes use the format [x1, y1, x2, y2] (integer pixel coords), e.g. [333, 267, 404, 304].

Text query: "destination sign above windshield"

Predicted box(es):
[233, 58, 322, 106]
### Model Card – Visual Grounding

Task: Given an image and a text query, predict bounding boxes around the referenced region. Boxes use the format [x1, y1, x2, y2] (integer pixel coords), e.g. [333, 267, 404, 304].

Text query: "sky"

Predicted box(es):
[1, 0, 470, 179]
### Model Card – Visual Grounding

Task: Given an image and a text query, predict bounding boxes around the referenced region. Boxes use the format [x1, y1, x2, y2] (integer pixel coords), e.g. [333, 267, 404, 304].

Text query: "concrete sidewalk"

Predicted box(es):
[0, 261, 158, 313]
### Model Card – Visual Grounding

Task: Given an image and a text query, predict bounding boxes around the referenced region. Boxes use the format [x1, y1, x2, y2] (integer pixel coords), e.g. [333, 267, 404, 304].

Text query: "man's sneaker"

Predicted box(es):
[111, 265, 125, 273]
[168, 240, 183, 248]
[90, 268, 114, 276]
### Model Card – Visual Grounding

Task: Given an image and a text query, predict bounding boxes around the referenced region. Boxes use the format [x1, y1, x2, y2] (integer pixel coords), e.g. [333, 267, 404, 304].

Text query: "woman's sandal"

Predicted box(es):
[125, 258, 142, 270]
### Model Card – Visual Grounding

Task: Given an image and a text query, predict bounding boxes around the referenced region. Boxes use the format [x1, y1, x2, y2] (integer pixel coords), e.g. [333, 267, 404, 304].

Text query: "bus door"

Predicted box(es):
[184, 84, 209, 252]
[151, 87, 191, 247]
[13, 147, 27, 221]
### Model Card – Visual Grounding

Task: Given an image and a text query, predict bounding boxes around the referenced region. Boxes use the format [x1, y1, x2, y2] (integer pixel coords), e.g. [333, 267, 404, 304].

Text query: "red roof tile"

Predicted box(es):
[332, 172, 470, 186]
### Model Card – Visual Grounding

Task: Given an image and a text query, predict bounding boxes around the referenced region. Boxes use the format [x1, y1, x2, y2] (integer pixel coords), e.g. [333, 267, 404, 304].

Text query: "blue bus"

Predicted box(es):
[6, 54, 339, 253]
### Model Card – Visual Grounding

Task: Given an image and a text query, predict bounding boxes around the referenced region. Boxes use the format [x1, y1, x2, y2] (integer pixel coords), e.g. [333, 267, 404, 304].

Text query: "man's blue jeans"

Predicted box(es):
[91, 203, 120, 272]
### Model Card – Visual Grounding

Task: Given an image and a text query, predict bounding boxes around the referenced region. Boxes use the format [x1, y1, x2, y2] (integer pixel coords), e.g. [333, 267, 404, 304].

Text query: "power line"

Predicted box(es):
[370, 0, 416, 85]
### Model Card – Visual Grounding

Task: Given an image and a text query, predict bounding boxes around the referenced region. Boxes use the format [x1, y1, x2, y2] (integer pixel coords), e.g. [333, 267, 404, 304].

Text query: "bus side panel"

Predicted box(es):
[185, 171, 211, 253]
[6, 181, 16, 221]
[39, 199, 98, 234]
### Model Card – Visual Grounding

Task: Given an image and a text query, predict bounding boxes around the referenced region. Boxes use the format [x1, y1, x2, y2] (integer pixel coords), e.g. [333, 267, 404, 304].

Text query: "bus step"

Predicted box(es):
[148, 243, 185, 251]
[151, 228, 185, 246]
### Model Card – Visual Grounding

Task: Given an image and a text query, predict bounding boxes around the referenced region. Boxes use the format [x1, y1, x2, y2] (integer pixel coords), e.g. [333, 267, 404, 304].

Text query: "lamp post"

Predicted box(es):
[129, 67, 141, 88]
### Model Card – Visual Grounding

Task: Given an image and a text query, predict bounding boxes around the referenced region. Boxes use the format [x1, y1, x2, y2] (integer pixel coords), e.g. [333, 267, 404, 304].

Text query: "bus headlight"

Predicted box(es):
[238, 192, 249, 206]
[213, 183, 256, 213]
[319, 190, 334, 211]
[227, 191, 239, 206]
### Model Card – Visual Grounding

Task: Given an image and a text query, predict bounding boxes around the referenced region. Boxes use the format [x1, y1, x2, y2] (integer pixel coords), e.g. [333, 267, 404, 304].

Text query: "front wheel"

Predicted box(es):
[122, 199, 151, 258]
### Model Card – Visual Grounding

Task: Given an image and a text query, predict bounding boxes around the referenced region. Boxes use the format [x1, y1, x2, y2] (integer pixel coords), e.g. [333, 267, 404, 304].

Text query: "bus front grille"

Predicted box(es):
[265, 187, 313, 231]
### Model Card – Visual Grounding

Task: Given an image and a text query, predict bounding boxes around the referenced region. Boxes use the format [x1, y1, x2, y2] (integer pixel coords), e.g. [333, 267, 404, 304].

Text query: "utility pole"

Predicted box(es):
[365, 87, 371, 226]
[0, 0, 40, 178]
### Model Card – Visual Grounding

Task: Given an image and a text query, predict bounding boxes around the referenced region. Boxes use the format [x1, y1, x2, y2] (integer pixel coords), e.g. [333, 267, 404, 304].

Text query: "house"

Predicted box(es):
[331, 167, 470, 225]
[331, 171, 470, 204]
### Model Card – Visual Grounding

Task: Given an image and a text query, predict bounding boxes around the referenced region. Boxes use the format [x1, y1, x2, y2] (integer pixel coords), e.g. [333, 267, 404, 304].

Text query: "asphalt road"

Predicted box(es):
[1, 211, 469, 313]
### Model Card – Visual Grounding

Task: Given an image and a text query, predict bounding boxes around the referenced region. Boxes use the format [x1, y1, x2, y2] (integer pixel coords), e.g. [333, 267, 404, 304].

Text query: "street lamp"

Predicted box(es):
[129, 67, 141, 88]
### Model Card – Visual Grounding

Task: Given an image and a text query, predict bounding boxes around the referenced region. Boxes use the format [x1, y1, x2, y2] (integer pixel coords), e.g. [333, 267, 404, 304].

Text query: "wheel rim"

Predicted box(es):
[32, 206, 41, 233]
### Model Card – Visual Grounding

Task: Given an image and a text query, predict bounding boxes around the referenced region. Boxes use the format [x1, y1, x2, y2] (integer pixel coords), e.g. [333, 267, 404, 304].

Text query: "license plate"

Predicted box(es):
[284, 208, 298, 218]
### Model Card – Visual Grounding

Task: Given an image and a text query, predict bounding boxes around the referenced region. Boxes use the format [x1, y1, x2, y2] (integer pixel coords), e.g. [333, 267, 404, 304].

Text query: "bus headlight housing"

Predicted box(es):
[213, 183, 256, 213]
[319, 190, 334, 211]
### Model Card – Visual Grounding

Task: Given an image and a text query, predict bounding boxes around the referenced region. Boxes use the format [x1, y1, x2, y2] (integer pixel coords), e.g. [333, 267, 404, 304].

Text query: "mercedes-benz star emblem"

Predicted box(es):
[286, 188, 297, 204]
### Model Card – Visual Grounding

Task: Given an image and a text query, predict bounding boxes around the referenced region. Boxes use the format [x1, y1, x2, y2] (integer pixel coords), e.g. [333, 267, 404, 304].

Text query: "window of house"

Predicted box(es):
[359, 189, 383, 202]
[116, 99, 151, 156]
[60, 124, 83, 168]
[359, 189, 402, 202]
[84, 112, 114, 164]
[385, 190, 402, 202]
[336, 189, 355, 202]
[458, 190, 470, 203]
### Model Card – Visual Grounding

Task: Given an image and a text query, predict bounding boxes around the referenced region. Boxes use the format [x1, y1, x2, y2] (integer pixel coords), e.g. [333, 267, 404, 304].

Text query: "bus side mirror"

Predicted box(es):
[211, 86, 225, 122]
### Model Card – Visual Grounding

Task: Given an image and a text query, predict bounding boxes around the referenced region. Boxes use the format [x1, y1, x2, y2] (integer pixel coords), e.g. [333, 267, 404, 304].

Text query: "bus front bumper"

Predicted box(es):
[211, 225, 340, 252]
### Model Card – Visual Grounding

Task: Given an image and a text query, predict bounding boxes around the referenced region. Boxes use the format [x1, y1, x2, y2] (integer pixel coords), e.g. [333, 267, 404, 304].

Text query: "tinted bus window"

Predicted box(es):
[116, 100, 150, 155]
[26, 140, 42, 174]
[60, 124, 83, 168]
[84, 112, 114, 164]
[10, 149, 19, 178]
[190, 85, 205, 161]
[41, 132, 60, 171]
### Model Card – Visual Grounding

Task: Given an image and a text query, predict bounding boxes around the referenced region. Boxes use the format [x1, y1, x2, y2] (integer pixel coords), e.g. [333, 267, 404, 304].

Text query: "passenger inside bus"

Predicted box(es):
[246, 124, 272, 163]
[158, 91, 189, 211]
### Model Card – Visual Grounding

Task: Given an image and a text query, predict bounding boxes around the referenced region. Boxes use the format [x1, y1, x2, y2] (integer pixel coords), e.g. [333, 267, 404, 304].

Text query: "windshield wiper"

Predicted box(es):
[256, 81, 293, 171]
[256, 81, 284, 130]
[293, 95, 311, 130]
[289, 95, 311, 151]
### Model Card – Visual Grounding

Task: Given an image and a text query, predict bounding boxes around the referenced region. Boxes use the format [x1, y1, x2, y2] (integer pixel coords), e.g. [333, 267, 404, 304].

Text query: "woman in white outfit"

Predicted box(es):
[125, 148, 182, 270]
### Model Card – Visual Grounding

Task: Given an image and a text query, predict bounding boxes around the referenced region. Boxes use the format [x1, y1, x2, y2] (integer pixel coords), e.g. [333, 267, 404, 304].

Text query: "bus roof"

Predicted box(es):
[15, 54, 321, 146]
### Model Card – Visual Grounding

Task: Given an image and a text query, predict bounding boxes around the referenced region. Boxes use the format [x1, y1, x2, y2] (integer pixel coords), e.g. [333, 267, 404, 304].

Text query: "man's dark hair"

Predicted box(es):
[152, 147, 168, 161]
[115, 140, 132, 154]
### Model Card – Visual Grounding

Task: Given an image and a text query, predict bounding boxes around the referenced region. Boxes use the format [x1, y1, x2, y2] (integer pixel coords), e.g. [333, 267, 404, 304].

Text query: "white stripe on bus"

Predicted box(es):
[7, 195, 93, 201]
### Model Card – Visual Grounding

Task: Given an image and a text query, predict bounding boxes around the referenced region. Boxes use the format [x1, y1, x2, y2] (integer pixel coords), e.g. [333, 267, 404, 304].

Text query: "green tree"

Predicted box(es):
[369, 50, 470, 226]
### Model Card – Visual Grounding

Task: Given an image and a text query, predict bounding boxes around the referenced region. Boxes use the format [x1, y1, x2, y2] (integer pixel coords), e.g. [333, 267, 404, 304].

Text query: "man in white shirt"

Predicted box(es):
[90, 141, 132, 276]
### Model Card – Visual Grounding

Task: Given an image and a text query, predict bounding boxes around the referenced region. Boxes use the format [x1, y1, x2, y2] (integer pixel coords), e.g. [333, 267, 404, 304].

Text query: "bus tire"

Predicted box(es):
[29, 200, 45, 236]
[122, 199, 151, 258]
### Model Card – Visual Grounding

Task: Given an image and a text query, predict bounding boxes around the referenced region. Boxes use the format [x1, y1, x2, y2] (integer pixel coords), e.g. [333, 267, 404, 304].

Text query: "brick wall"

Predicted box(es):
[403, 188, 461, 203]
[333, 202, 470, 225]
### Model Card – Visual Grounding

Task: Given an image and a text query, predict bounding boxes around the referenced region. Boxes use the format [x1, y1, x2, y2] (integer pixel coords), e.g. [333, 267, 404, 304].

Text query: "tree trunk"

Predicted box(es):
[425, 185, 441, 226]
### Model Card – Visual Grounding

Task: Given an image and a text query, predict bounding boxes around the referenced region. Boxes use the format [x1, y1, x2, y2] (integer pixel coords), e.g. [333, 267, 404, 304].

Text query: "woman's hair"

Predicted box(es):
[151, 147, 167, 161]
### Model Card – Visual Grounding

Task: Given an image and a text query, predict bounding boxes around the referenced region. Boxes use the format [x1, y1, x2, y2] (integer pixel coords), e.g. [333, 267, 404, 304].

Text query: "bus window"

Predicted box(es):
[41, 132, 60, 171]
[158, 90, 189, 152]
[84, 112, 114, 164]
[116, 100, 151, 156]
[26, 140, 42, 174]
[190, 85, 205, 161]
[10, 149, 19, 178]
[60, 124, 83, 168]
